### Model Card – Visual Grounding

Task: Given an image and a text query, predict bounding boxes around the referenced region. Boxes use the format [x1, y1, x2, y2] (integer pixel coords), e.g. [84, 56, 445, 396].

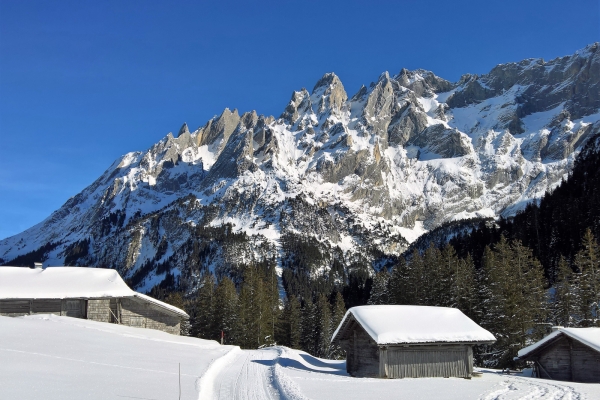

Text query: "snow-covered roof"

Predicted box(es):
[331, 305, 495, 345]
[0, 266, 188, 318]
[517, 328, 600, 358]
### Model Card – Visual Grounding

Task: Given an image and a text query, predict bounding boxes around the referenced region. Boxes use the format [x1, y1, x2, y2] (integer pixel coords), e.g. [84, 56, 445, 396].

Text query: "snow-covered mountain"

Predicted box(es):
[2, 44, 599, 293]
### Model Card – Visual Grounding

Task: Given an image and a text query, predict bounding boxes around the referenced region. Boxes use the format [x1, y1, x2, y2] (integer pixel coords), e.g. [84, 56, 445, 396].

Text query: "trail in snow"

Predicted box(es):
[478, 375, 583, 400]
[212, 348, 281, 400]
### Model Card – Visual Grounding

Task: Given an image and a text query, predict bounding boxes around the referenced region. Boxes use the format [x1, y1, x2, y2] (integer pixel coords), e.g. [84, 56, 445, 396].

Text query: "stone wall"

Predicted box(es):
[120, 297, 180, 335]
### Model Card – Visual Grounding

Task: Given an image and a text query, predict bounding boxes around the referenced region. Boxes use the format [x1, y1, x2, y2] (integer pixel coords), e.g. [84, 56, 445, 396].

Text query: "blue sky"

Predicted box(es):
[0, 0, 598, 240]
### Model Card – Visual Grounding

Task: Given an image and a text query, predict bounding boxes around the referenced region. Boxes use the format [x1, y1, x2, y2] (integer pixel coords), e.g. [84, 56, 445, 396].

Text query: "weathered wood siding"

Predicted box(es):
[1, 299, 71, 317]
[536, 335, 600, 383]
[383, 345, 472, 378]
[343, 322, 380, 377]
[120, 297, 180, 335]
[0, 300, 32, 316]
[1, 297, 181, 335]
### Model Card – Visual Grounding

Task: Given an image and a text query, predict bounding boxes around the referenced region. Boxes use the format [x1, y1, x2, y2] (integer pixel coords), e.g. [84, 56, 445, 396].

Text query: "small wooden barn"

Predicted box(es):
[331, 305, 495, 378]
[516, 327, 600, 383]
[0, 266, 188, 335]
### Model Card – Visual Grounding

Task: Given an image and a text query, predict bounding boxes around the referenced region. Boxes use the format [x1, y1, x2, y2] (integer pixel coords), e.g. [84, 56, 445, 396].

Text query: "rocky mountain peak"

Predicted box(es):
[2, 44, 599, 295]
[311, 72, 347, 114]
[177, 123, 189, 138]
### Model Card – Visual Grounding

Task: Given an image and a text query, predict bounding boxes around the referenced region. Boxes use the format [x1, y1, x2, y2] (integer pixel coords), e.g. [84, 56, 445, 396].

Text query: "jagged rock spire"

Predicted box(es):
[177, 123, 190, 137]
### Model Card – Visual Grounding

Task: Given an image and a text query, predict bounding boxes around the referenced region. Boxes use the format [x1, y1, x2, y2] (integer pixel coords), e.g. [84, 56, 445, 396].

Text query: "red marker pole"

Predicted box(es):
[221, 330, 224, 345]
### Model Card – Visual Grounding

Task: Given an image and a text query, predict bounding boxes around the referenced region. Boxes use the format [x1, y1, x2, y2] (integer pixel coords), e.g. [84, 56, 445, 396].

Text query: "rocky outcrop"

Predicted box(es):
[1, 44, 599, 293]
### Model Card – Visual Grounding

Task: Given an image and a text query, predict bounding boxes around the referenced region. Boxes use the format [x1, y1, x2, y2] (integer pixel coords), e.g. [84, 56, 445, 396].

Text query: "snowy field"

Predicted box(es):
[1, 315, 599, 400]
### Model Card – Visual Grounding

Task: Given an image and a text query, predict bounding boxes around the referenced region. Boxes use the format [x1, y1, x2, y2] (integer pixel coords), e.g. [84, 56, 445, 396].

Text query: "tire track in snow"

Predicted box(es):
[479, 375, 583, 400]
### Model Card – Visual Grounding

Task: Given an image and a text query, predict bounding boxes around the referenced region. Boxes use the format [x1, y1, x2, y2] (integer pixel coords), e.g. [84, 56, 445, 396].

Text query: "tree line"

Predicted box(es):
[163, 262, 347, 358]
[161, 227, 599, 368]
[367, 229, 599, 367]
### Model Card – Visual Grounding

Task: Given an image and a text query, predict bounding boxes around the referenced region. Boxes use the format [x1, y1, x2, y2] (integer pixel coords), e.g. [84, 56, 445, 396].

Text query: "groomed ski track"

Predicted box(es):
[205, 347, 586, 400]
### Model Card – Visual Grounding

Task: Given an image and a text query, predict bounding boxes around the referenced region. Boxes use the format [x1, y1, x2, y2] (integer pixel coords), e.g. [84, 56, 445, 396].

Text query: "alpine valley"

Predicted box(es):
[2, 44, 600, 296]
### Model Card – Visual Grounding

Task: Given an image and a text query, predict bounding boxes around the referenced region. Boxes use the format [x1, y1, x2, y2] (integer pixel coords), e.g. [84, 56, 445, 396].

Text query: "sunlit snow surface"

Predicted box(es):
[2, 315, 598, 400]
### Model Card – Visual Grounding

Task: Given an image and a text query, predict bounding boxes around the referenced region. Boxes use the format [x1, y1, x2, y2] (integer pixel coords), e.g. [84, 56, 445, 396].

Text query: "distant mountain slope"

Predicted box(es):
[1, 43, 599, 294]
[446, 132, 600, 279]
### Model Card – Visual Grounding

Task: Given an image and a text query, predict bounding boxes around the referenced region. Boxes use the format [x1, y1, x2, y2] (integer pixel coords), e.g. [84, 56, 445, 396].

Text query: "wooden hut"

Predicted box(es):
[516, 327, 600, 383]
[331, 305, 495, 378]
[0, 266, 188, 335]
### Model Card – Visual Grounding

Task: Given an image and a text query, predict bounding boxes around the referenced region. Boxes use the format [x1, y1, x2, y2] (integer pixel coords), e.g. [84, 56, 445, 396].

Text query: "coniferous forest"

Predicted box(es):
[158, 135, 600, 369]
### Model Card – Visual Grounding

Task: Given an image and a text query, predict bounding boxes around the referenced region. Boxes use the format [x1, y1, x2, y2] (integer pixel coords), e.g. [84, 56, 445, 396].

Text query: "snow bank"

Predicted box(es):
[517, 327, 600, 357]
[0, 266, 188, 317]
[0, 315, 231, 400]
[332, 305, 496, 345]
[196, 345, 243, 399]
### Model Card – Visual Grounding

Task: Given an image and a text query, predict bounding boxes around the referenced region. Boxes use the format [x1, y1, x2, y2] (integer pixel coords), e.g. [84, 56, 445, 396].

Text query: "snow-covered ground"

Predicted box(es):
[2, 315, 599, 400]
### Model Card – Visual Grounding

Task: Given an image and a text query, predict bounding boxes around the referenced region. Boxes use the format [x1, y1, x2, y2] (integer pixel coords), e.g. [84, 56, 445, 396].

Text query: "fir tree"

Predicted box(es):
[388, 258, 410, 304]
[214, 276, 240, 344]
[574, 228, 600, 326]
[192, 273, 216, 340]
[288, 295, 302, 349]
[552, 256, 576, 327]
[329, 291, 347, 359]
[407, 249, 425, 305]
[454, 254, 478, 322]
[316, 294, 333, 357]
[300, 298, 317, 355]
[367, 271, 390, 305]
[480, 237, 548, 367]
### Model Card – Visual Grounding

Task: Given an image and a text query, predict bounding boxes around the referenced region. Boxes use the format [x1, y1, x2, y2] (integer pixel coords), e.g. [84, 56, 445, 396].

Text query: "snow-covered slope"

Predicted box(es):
[1, 44, 599, 292]
[2, 315, 597, 400]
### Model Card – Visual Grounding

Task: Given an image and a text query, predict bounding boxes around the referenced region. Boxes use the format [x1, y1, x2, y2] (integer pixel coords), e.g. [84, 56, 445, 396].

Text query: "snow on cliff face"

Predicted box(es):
[1, 44, 599, 291]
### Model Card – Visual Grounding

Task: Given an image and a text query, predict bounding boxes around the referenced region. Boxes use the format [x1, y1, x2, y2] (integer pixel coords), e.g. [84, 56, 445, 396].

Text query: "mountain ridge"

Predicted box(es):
[2, 43, 599, 295]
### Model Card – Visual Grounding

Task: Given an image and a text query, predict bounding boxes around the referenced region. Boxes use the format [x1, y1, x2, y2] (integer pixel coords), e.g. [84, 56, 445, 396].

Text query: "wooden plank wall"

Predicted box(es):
[344, 323, 380, 377]
[384, 345, 471, 378]
[537, 335, 600, 383]
[1, 297, 181, 335]
[0, 300, 33, 316]
[1, 299, 63, 317]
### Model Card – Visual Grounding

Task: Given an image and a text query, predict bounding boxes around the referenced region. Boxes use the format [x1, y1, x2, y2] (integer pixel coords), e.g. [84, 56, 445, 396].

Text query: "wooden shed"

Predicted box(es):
[0, 266, 188, 335]
[516, 327, 600, 383]
[331, 305, 495, 378]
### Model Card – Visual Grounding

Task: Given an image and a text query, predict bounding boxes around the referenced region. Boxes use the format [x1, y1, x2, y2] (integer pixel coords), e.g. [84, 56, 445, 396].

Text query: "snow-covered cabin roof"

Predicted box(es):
[331, 305, 495, 345]
[517, 328, 600, 358]
[0, 266, 188, 318]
